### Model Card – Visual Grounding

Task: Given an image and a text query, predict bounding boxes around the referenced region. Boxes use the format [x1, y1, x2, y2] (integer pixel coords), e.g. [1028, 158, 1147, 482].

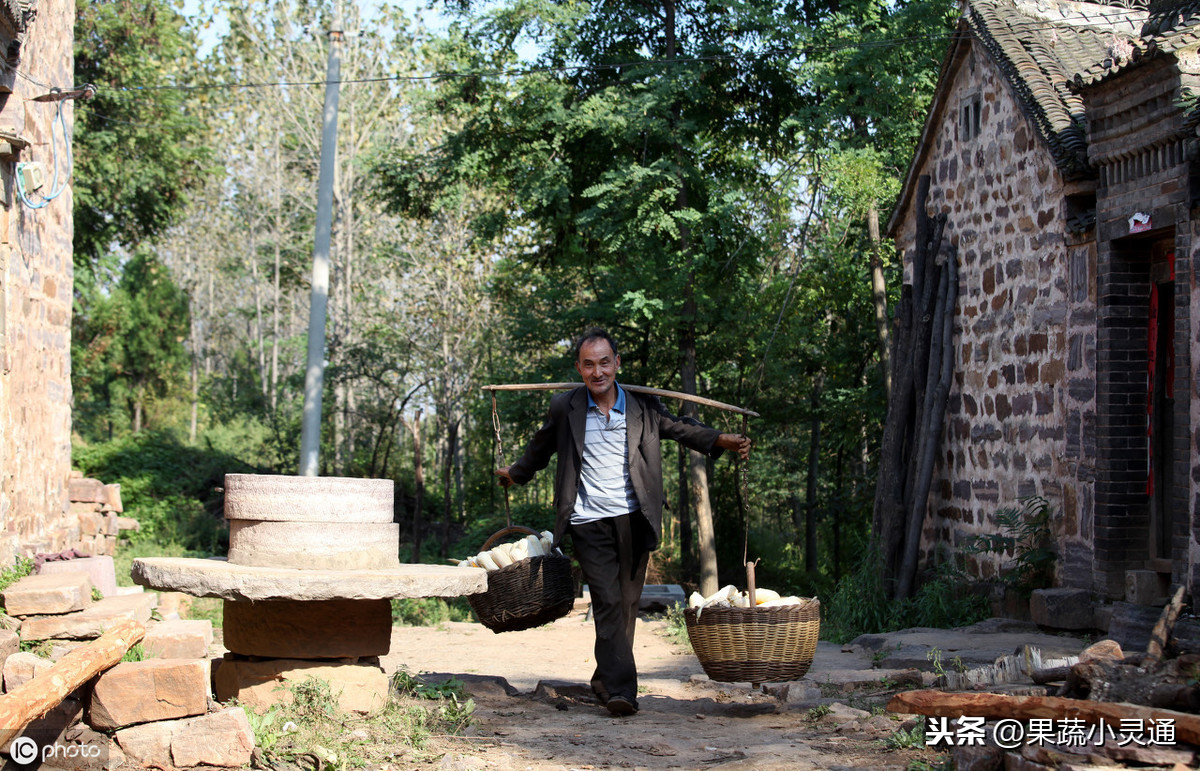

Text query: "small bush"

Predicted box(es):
[390, 597, 474, 626]
[962, 495, 1055, 596]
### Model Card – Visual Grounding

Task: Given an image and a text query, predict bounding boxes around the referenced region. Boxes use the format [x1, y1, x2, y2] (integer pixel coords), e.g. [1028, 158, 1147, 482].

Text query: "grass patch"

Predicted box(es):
[390, 597, 474, 627]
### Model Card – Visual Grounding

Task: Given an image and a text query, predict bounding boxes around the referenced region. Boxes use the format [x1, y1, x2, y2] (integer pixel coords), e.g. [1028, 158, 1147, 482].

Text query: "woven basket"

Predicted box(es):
[684, 599, 821, 684]
[467, 526, 576, 633]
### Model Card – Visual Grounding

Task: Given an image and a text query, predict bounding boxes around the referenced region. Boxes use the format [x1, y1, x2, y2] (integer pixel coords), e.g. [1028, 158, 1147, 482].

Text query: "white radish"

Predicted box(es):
[490, 546, 513, 568]
[476, 552, 500, 571]
[524, 535, 544, 557]
[754, 589, 781, 604]
[688, 591, 705, 609]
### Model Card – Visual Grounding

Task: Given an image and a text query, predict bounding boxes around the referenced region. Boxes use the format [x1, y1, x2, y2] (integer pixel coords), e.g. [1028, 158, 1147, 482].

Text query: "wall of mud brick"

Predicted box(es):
[0, 0, 77, 562]
[892, 39, 1099, 588]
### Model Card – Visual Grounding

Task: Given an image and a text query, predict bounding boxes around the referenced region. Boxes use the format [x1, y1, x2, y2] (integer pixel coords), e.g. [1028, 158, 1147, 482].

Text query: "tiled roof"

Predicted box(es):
[967, 0, 1142, 178]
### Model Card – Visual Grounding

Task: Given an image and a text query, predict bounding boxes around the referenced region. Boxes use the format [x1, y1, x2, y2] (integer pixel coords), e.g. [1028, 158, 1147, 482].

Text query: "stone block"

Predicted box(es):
[114, 516, 139, 532]
[223, 598, 390, 658]
[103, 484, 123, 513]
[114, 707, 253, 768]
[37, 556, 117, 598]
[3, 651, 53, 690]
[0, 627, 19, 661]
[78, 511, 103, 536]
[1030, 588, 1094, 630]
[213, 656, 388, 714]
[68, 478, 107, 505]
[224, 473, 394, 522]
[227, 519, 400, 570]
[143, 619, 213, 659]
[89, 658, 210, 730]
[155, 591, 192, 619]
[1124, 569, 1162, 606]
[3, 572, 92, 616]
[69, 501, 101, 516]
[20, 593, 155, 641]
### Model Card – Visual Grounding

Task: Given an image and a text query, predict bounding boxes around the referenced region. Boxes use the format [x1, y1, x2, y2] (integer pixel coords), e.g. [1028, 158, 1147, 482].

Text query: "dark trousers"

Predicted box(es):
[570, 512, 653, 704]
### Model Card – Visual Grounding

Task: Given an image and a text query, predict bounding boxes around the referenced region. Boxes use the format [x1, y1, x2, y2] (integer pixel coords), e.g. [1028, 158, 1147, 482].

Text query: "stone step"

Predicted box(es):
[213, 656, 388, 714]
[3, 572, 92, 616]
[224, 473, 394, 523]
[132, 557, 487, 601]
[89, 658, 210, 730]
[228, 520, 400, 570]
[223, 598, 390, 658]
[19, 593, 156, 641]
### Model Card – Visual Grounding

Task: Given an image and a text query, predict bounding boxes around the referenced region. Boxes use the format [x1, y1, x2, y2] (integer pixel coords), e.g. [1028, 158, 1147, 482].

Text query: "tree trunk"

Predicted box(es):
[805, 371, 823, 574]
[678, 442, 693, 577]
[441, 418, 458, 559]
[868, 202, 891, 402]
[411, 408, 425, 563]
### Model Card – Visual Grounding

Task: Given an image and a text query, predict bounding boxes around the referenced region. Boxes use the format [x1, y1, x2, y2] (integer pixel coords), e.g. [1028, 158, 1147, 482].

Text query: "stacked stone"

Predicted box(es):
[0, 571, 247, 768]
[66, 473, 140, 558]
[213, 474, 399, 714]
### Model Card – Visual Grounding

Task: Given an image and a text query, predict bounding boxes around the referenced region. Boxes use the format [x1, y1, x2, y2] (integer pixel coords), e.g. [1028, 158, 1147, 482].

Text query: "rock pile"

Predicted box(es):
[66, 473, 139, 559]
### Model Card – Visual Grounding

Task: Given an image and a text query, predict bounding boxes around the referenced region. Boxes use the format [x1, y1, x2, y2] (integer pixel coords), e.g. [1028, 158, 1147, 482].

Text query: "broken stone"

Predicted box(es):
[89, 658, 210, 730]
[3, 650, 53, 690]
[0, 627, 18, 660]
[227, 519, 401, 570]
[114, 706, 253, 768]
[132, 557, 488, 601]
[213, 656, 388, 714]
[1078, 639, 1122, 664]
[223, 473, 395, 522]
[816, 703, 870, 726]
[48, 640, 88, 660]
[68, 479, 107, 505]
[114, 516, 139, 532]
[103, 484, 122, 514]
[51, 724, 127, 771]
[19, 593, 155, 641]
[37, 556, 117, 599]
[1030, 588, 1094, 630]
[143, 619, 213, 659]
[223, 598, 390, 658]
[154, 591, 192, 619]
[3, 572, 92, 616]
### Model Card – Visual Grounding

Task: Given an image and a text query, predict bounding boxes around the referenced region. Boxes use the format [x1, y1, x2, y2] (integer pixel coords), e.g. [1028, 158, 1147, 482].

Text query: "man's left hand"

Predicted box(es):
[717, 433, 751, 460]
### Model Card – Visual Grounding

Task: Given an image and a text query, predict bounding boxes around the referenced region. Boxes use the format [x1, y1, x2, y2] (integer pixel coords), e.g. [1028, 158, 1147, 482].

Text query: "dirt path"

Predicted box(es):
[380, 610, 943, 770]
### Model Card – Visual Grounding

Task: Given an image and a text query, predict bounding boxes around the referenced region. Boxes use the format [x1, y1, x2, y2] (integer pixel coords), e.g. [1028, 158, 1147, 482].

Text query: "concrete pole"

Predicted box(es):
[299, 5, 344, 476]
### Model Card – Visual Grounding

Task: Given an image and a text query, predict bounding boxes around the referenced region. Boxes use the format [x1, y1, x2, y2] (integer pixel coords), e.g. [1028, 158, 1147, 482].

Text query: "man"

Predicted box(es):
[495, 328, 751, 717]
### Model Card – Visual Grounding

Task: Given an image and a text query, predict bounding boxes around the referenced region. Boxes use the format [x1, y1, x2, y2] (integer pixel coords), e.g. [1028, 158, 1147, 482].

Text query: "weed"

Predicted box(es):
[927, 648, 945, 679]
[0, 557, 35, 615]
[391, 670, 468, 701]
[885, 715, 926, 749]
[390, 597, 474, 627]
[817, 681, 843, 698]
[806, 704, 831, 721]
[92, 587, 104, 601]
[908, 758, 952, 771]
[878, 676, 897, 690]
[20, 639, 53, 659]
[664, 602, 692, 650]
[121, 643, 145, 662]
[243, 704, 288, 753]
[962, 495, 1055, 596]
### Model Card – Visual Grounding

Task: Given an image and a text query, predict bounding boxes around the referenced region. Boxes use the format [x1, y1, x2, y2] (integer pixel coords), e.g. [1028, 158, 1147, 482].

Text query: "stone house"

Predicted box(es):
[888, 0, 1200, 616]
[0, 0, 78, 561]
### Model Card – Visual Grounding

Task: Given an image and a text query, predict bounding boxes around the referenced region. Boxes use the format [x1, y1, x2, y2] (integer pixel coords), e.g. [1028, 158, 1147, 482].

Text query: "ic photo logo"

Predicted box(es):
[9, 736, 38, 765]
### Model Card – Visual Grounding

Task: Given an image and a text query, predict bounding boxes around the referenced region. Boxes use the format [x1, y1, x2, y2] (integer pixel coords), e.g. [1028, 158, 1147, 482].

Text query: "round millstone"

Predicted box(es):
[223, 599, 392, 658]
[227, 520, 400, 570]
[224, 474, 394, 523]
[131, 557, 487, 601]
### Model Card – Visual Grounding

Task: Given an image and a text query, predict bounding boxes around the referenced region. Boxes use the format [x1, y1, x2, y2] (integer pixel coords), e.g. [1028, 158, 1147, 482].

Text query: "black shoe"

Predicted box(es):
[606, 695, 637, 716]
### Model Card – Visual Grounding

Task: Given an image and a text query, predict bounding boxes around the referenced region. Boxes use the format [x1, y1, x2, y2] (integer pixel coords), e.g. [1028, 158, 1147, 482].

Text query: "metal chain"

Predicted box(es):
[491, 392, 511, 528]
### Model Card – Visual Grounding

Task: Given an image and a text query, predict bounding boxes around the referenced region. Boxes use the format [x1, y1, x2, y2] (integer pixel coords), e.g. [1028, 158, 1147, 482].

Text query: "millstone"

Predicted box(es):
[224, 474, 394, 523]
[131, 558, 487, 601]
[227, 520, 400, 570]
[223, 599, 392, 658]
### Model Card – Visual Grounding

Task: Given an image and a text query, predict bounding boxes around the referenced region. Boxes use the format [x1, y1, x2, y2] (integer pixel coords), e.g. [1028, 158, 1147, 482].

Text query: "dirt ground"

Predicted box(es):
[378, 609, 946, 771]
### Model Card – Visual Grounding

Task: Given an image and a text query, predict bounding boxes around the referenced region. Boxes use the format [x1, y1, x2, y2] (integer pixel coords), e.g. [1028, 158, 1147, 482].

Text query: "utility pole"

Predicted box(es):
[299, 4, 344, 476]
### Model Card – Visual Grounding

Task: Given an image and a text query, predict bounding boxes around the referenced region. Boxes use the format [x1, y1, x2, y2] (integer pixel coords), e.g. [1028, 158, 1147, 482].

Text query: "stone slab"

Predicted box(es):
[19, 593, 156, 641]
[68, 478, 108, 505]
[223, 598, 391, 658]
[89, 658, 210, 730]
[143, 619, 213, 659]
[132, 557, 487, 601]
[228, 519, 400, 570]
[37, 556, 117, 598]
[114, 706, 253, 768]
[224, 473, 394, 522]
[1107, 601, 1200, 653]
[1030, 588, 1095, 630]
[213, 656, 388, 713]
[3, 572, 92, 616]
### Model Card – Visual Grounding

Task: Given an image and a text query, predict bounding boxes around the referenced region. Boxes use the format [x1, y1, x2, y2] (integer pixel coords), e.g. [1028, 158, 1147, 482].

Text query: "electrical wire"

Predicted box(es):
[16, 98, 72, 210]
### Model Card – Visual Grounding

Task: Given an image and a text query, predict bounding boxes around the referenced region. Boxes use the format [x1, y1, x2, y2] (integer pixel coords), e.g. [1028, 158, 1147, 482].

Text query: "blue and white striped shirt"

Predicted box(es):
[571, 385, 639, 524]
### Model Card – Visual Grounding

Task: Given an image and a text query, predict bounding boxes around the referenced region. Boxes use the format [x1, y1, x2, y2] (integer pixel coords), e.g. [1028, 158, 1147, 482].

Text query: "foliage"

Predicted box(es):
[962, 496, 1056, 596]
[663, 602, 692, 651]
[825, 553, 988, 643]
[390, 597, 475, 626]
[73, 0, 214, 269]
[121, 643, 146, 662]
[0, 558, 34, 596]
[885, 716, 926, 750]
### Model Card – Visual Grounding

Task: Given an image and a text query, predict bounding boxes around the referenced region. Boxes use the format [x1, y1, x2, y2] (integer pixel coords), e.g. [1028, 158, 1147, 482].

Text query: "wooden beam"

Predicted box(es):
[888, 690, 1200, 745]
[481, 383, 759, 417]
[1146, 585, 1187, 665]
[0, 619, 145, 747]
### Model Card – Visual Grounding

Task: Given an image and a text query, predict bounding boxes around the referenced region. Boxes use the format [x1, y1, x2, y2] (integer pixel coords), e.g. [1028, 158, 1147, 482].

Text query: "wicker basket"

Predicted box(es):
[467, 526, 576, 633]
[684, 599, 821, 684]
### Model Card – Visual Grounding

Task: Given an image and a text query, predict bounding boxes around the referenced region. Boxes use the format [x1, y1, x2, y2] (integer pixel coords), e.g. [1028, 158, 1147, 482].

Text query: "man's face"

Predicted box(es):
[575, 338, 620, 401]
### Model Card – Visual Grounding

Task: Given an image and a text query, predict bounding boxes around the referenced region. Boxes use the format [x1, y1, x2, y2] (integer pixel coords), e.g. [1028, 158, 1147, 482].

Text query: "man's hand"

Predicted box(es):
[494, 466, 516, 488]
[716, 433, 751, 460]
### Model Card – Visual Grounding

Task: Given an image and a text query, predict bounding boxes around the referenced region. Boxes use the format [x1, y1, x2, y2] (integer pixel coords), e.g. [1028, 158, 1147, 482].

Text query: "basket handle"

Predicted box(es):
[480, 525, 540, 552]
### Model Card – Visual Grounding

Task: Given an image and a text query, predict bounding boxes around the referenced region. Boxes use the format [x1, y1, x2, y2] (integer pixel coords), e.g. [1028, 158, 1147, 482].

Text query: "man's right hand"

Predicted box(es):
[494, 466, 515, 488]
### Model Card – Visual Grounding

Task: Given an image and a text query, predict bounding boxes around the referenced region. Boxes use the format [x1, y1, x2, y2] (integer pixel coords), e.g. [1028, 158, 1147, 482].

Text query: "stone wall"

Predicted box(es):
[0, 0, 77, 562]
[892, 38, 1099, 586]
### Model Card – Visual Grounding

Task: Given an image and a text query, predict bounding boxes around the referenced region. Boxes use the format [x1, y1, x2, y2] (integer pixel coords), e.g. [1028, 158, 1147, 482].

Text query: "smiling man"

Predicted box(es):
[495, 327, 750, 716]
